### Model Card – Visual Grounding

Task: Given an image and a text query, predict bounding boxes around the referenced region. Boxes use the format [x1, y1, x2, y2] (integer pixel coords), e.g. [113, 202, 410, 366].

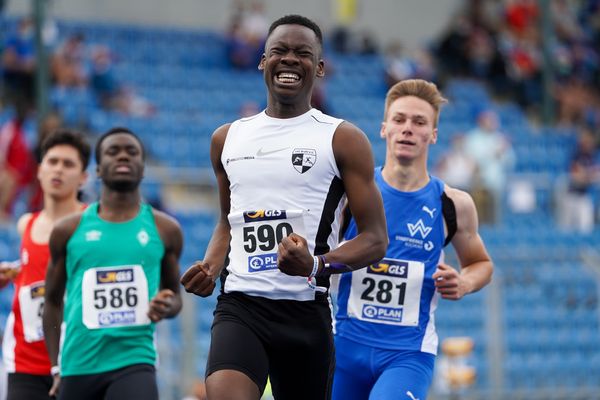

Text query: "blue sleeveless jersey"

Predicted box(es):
[335, 167, 446, 354]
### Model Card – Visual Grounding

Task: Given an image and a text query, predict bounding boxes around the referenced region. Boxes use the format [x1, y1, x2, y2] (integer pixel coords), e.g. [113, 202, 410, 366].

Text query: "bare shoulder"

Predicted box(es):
[151, 209, 182, 234]
[332, 121, 373, 165]
[50, 212, 84, 248]
[212, 123, 232, 144]
[333, 121, 369, 143]
[16, 212, 34, 236]
[444, 185, 476, 212]
[444, 185, 478, 228]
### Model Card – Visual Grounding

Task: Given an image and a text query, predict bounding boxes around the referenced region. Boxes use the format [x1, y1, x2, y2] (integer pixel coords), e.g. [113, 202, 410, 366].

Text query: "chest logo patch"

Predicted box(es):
[292, 148, 317, 174]
[137, 229, 149, 246]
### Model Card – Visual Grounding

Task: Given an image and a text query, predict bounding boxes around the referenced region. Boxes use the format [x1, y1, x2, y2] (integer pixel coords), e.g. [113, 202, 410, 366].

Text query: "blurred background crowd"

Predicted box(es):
[0, 0, 599, 399]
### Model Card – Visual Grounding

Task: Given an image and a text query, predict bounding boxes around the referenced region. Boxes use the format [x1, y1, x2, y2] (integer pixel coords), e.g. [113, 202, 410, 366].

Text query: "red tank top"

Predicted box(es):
[2, 212, 51, 374]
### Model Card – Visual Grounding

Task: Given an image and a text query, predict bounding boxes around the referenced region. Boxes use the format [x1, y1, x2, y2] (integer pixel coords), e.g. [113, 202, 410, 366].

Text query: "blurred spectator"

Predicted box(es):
[51, 32, 88, 87]
[1, 17, 35, 108]
[90, 46, 120, 107]
[504, 0, 539, 39]
[551, 0, 583, 43]
[384, 41, 435, 88]
[435, 14, 472, 77]
[356, 30, 378, 55]
[434, 133, 478, 192]
[555, 77, 596, 127]
[90, 46, 156, 117]
[330, 25, 352, 54]
[465, 110, 516, 223]
[225, 1, 267, 70]
[329, 27, 379, 55]
[558, 128, 600, 233]
[0, 100, 35, 221]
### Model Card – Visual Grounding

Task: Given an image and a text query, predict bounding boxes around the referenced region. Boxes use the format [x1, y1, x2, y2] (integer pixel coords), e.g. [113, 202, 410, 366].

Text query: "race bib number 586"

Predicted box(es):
[82, 265, 150, 329]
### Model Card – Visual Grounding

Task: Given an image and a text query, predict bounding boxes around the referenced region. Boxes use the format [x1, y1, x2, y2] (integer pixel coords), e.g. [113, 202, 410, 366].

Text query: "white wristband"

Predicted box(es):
[51, 365, 60, 376]
[309, 256, 319, 278]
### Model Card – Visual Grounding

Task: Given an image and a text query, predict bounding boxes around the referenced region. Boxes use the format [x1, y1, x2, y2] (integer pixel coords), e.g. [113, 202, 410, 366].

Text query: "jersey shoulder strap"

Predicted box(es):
[441, 191, 457, 247]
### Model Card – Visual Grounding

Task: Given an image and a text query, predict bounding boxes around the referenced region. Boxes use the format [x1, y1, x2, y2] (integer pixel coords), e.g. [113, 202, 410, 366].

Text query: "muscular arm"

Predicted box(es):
[181, 124, 232, 296]
[433, 187, 493, 300]
[324, 122, 388, 269]
[149, 211, 184, 321]
[43, 214, 81, 368]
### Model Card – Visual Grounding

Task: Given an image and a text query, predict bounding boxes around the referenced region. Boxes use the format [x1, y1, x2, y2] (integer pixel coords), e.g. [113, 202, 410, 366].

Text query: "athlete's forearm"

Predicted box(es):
[203, 221, 231, 277]
[318, 231, 387, 275]
[42, 301, 63, 367]
[460, 261, 493, 294]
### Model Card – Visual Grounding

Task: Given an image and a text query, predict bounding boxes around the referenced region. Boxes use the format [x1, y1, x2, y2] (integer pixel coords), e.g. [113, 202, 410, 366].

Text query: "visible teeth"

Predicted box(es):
[277, 72, 300, 83]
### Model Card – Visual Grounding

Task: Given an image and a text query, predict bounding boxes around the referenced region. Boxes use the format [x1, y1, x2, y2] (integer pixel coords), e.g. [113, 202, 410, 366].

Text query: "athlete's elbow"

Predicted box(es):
[369, 234, 388, 264]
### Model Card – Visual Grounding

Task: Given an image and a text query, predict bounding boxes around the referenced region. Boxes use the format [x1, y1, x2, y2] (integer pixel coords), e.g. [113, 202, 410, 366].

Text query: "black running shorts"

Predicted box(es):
[206, 291, 335, 400]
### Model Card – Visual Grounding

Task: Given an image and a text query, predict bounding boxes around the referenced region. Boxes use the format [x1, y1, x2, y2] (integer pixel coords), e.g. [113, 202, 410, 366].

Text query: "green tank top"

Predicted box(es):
[60, 202, 165, 376]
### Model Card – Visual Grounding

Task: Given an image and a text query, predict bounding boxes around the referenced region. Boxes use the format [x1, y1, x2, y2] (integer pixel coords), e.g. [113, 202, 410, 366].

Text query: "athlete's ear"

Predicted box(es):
[258, 54, 266, 71]
[380, 122, 387, 139]
[316, 59, 325, 78]
[431, 128, 438, 144]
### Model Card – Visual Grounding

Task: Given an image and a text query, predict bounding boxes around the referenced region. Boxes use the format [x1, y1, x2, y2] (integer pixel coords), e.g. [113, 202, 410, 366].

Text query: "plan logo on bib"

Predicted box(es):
[291, 148, 316, 173]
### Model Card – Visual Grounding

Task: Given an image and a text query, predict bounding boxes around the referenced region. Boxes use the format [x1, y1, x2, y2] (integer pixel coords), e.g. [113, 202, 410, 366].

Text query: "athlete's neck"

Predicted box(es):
[41, 196, 83, 222]
[265, 101, 312, 119]
[381, 158, 430, 192]
[98, 190, 141, 222]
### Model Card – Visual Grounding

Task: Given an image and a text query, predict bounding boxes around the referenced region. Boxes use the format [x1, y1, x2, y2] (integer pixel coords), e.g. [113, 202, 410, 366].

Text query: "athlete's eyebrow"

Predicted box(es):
[392, 112, 428, 121]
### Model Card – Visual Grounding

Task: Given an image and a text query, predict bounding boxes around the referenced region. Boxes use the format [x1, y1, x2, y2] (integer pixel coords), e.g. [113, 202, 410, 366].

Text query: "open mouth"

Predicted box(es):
[397, 140, 415, 146]
[275, 72, 301, 85]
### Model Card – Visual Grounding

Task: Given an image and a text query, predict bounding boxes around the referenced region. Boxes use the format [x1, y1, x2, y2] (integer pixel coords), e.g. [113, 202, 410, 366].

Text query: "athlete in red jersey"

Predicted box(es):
[0, 130, 90, 400]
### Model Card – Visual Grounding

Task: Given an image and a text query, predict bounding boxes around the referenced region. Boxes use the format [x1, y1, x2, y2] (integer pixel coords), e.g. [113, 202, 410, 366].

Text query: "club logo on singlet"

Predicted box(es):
[291, 148, 317, 173]
[137, 229, 149, 246]
[407, 219, 432, 239]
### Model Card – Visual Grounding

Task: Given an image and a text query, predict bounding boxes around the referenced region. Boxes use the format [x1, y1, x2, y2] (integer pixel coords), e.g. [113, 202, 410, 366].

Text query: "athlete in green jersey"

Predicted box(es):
[43, 127, 183, 400]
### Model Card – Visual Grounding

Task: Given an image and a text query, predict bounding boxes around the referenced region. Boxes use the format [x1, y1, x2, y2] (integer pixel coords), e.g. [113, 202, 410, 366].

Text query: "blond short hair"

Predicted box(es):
[384, 79, 448, 128]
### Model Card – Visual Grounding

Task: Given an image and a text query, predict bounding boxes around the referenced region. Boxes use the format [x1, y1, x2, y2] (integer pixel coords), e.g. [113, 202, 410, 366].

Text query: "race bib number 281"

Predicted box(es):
[347, 258, 424, 326]
[82, 265, 150, 329]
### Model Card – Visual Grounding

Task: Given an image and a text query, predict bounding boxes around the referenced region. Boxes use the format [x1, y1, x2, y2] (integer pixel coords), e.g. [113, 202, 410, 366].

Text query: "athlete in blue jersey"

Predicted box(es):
[332, 79, 494, 400]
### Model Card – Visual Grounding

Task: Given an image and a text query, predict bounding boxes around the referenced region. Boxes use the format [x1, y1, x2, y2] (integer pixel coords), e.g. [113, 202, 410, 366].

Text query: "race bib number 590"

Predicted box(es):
[82, 265, 150, 329]
[229, 210, 305, 273]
